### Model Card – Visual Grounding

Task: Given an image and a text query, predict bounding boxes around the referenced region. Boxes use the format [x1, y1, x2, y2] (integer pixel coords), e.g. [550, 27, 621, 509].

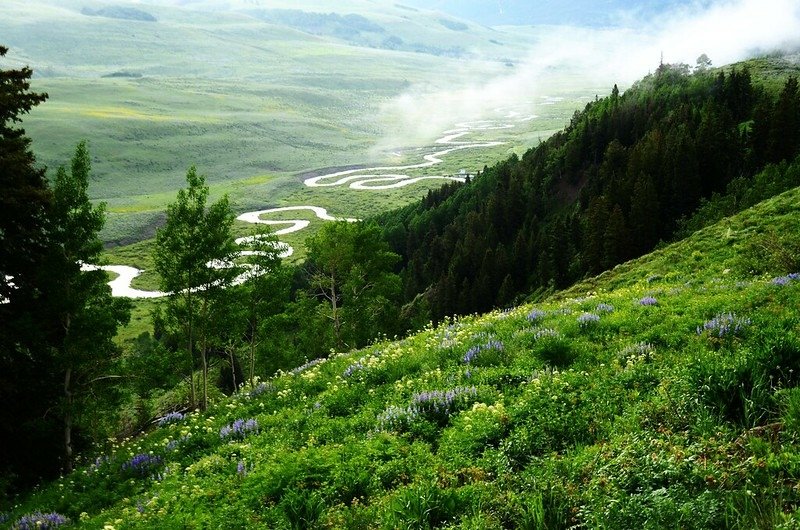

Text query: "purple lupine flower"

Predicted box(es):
[533, 328, 560, 340]
[378, 387, 478, 431]
[165, 436, 189, 451]
[122, 453, 163, 477]
[248, 382, 273, 397]
[772, 274, 799, 286]
[577, 313, 600, 327]
[697, 312, 751, 338]
[498, 307, 516, 319]
[462, 346, 480, 364]
[220, 418, 259, 441]
[157, 411, 184, 426]
[377, 405, 410, 431]
[237, 460, 247, 478]
[639, 296, 658, 306]
[342, 361, 365, 378]
[13, 512, 68, 530]
[411, 386, 477, 418]
[618, 342, 655, 364]
[596, 303, 614, 313]
[290, 357, 325, 375]
[462, 340, 504, 364]
[527, 309, 546, 322]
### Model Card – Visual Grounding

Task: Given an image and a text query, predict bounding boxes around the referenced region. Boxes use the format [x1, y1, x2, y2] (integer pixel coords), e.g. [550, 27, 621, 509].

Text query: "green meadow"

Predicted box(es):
[3, 0, 597, 246]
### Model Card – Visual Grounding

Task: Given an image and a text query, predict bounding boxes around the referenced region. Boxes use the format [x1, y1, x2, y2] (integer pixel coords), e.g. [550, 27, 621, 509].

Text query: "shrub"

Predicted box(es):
[531, 332, 576, 367]
[384, 480, 459, 529]
[280, 488, 326, 530]
[737, 229, 800, 275]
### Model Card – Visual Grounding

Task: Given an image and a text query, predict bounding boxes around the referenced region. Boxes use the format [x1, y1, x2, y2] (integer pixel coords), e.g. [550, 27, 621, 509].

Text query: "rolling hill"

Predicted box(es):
[6, 180, 800, 528]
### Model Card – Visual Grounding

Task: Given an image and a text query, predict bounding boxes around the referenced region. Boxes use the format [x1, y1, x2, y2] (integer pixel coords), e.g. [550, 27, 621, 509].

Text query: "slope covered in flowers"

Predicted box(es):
[5, 187, 800, 529]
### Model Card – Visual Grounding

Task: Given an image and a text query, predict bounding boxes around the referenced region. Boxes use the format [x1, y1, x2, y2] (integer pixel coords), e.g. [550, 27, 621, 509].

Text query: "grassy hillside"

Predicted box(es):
[6, 186, 800, 528]
[0, 0, 592, 245]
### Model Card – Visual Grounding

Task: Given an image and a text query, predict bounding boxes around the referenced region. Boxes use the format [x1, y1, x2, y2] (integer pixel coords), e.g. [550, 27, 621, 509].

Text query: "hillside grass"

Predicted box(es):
[7, 186, 800, 528]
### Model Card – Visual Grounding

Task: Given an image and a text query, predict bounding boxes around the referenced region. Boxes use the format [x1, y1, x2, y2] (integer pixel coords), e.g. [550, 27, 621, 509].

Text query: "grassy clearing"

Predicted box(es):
[10, 186, 800, 528]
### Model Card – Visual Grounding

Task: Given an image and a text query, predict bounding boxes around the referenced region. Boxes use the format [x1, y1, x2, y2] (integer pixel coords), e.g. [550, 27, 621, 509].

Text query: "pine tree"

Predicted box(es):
[603, 204, 631, 269]
[0, 45, 49, 309]
[0, 45, 54, 491]
[769, 76, 800, 163]
[629, 173, 660, 254]
[46, 141, 131, 471]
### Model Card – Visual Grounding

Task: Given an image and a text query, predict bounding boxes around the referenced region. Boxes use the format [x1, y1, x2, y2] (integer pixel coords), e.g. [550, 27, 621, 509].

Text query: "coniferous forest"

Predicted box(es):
[380, 61, 800, 323]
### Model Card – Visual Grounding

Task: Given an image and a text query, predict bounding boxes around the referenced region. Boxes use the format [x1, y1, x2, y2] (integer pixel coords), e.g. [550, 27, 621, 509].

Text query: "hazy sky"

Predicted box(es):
[374, 0, 800, 148]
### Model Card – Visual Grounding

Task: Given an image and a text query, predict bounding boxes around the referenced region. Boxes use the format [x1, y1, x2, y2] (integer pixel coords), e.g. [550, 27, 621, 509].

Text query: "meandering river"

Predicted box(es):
[93, 111, 538, 298]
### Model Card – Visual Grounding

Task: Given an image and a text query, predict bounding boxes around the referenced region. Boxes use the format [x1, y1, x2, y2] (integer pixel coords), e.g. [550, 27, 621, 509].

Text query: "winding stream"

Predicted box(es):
[93, 110, 538, 298]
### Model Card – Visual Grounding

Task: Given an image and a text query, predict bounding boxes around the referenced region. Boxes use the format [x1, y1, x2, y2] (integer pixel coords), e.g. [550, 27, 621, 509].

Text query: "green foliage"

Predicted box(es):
[153, 167, 239, 410]
[306, 221, 401, 351]
[736, 226, 800, 275]
[0, 44, 57, 493]
[9, 186, 800, 527]
[380, 65, 800, 326]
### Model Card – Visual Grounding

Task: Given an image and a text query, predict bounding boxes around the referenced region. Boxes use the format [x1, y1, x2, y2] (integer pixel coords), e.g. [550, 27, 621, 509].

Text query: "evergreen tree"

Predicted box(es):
[0, 45, 49, 313]
[0, 45, 53, 492]
[769, 76, 800, 163]
[45, 141, 131, 471]
[603, 204, 631, 269]
[629, 173, 660, 254]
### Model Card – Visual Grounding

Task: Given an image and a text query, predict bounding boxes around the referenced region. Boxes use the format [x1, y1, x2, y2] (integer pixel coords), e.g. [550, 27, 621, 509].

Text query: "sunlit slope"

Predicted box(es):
[11, 186, 800, 528]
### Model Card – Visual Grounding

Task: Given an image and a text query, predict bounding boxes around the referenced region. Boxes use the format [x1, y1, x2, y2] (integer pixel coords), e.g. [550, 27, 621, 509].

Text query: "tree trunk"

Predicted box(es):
[64, 366, 73, 473]
[229, 346, 238, 392]
[331, 275, 341, 349]
[249, 300, 257, 387]
[248, 336, 255, 388]
[187, 292, 196, 408]
[201, 334, 208, 411]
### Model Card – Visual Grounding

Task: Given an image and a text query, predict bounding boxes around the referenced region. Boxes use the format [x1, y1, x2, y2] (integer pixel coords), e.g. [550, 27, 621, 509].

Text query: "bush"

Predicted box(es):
[530, 331, 576, 367]
[737, 229, 800, 275]
[384, 480, 459, 529]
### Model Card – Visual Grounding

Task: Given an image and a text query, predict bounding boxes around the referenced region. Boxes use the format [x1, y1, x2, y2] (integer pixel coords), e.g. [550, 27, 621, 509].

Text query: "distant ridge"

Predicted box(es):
[81, 6, 157, 22]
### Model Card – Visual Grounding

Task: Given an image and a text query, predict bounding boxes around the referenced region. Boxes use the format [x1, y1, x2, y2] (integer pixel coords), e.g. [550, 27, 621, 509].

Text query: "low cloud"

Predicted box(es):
[375, 0, 800, 151]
